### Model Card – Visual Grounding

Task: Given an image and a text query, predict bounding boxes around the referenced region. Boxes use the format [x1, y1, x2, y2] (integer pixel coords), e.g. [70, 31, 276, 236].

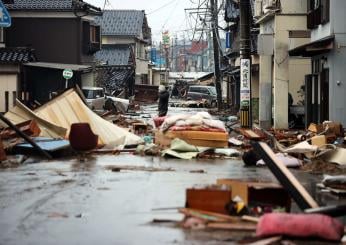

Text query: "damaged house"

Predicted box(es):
[94, 10, 152, 97]
[289, 0, 346, 127]
[3, 0, 102, 105]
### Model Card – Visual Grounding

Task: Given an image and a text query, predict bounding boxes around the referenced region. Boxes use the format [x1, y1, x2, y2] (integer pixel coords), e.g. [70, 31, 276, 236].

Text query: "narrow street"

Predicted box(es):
[1, 0, 346, 244]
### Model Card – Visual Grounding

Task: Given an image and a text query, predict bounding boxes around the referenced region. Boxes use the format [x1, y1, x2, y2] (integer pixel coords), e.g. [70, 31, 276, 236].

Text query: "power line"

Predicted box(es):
[147, 0, 179, 15]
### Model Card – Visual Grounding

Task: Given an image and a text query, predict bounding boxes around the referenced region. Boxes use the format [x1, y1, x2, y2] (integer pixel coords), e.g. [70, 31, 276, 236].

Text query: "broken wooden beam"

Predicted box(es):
[0, 113, 52, 159]
[252, 142, 319, 210]
[0, 120, 41, 140]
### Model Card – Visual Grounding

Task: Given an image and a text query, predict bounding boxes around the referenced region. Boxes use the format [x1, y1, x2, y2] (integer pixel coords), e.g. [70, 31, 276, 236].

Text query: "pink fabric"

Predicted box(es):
[256, 213, 344, 241]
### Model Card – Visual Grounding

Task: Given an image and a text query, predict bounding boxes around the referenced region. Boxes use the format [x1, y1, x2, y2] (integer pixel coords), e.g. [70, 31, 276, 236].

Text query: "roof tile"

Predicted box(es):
[0, 47, 36, 64]
[95, 10, 145, 36]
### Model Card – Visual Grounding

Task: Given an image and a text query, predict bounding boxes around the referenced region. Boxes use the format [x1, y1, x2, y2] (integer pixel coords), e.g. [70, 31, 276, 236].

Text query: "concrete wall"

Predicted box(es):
[0, 74, 18, 113]
[328, 34, 346, 125]
[136, 59, 149, 76]
[280, 0, 307, 14]
[272, 15, 308, 128]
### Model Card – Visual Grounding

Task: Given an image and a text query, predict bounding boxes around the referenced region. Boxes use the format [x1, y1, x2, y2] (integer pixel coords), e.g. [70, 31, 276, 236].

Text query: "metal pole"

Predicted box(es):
[0, 114, 52, 159]
[210, 0, 222, 111]
[239, 0, 252, 128]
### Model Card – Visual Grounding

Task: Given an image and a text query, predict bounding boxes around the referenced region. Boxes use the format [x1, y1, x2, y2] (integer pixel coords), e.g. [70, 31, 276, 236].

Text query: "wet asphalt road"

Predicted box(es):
[0, 153, 337, 245]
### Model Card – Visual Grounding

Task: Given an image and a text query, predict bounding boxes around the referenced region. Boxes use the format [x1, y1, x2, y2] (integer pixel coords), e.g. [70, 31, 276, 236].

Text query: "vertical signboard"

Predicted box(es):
[240, 58, 251, 107]
[162, 30, 170, 49]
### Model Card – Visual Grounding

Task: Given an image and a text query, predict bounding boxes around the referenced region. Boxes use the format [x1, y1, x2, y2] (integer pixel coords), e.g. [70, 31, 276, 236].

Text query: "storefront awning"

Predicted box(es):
[289, 35, 334, 57]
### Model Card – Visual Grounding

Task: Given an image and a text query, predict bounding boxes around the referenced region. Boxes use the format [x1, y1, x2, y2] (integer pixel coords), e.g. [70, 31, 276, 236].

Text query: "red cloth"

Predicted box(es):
[153, 116, 167, 128]
[256, 213, 344, 241]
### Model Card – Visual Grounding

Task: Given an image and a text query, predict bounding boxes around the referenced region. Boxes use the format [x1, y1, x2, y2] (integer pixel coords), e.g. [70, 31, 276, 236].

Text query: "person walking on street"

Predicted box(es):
[158, 85, 169, 117]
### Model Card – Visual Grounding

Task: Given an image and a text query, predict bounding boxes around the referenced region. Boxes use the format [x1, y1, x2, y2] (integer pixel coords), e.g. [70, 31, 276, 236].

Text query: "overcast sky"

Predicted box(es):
[86, 0, 199, 43]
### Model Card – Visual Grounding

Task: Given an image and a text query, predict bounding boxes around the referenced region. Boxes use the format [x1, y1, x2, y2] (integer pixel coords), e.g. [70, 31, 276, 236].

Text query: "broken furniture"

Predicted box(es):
[216, 179, 291, 212]
[68, 123, 98, 151]
[0, 113, 52, 159]
[0, 120, 40, 140]
[186, 185, 232, 214]
[155, 130, 229, 148]
[252, 142, 346, 216]
[132, 123, 147, 135]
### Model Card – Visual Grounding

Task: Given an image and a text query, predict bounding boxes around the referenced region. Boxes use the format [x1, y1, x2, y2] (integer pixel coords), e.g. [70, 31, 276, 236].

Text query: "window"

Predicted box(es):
[160, 74, 165, 82]
[90, 25, 100, 44]
[307, 0, 329, 29]
[82, 21, 100, 54]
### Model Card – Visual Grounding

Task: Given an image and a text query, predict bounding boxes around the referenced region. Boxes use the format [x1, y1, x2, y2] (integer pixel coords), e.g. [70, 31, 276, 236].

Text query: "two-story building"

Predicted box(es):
[256, 0, 311, 129]
[4, 0, 102, 105]
[289, 0, 346, 127]
[95, 10, 151, 85]
[0, 1, 37, 113]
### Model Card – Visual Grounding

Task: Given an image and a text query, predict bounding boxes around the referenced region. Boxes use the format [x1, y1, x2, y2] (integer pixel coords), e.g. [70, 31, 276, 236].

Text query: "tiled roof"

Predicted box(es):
[4, 0, 101, 14]
[95, 10, 145, 36]
[95, 45, 132, 66]
[0, 47, 36, 64]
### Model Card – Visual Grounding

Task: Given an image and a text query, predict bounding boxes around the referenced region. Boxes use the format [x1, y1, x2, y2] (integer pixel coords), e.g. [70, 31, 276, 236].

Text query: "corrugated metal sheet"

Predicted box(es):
[3, 100, 67, 139]
[34, 89, 142, 146]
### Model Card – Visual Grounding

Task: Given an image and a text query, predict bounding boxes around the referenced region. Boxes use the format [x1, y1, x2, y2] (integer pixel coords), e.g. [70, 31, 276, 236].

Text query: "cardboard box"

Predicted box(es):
[216, 179, 291, 211]
[308, 123, 324, 133]
[186, 186, 232, 214]
[165, 130, 229, 148]
[311, 135, 327, 147]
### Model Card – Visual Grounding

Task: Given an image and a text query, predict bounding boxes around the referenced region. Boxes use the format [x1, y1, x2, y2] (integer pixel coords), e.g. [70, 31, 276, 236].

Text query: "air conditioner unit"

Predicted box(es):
[254, 0, 263, 17]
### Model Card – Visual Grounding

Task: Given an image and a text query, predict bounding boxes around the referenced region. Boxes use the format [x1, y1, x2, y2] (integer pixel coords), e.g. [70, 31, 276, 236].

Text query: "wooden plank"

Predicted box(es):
[252, 142, 319, 210]
[207, 222, 257, 231]
[179, 208, 240, 222]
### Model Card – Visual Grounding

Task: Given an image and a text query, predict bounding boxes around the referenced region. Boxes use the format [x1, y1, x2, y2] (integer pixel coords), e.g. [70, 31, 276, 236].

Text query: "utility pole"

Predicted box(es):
[175, 36, 178, 72]
[171, 38, 174, 71]
[239, 0, 252, 128]
[210, 0, 222, 111]
[183, 35, 186, 72]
